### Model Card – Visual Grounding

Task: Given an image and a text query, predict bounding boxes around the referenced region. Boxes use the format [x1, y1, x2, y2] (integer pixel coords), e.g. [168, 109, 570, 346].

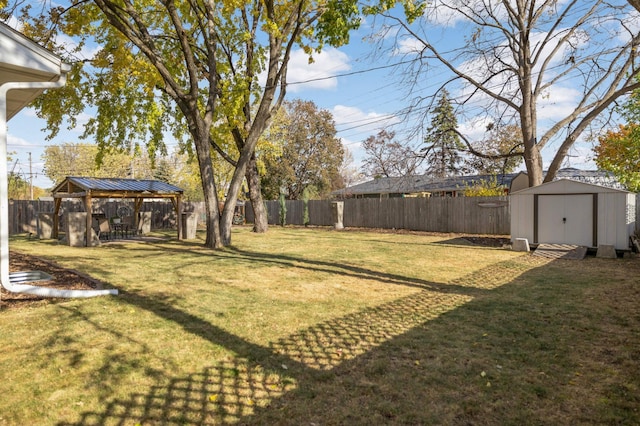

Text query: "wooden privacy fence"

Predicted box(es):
[11, 194, 638, 237]
[246, 196, 511, 235]
[7, 199, 204, 236]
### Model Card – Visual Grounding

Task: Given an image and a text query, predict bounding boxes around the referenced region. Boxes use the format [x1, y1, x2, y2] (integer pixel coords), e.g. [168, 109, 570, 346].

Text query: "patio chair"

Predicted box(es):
[97, 217, 112, 240]
[122, 216, 136, 237]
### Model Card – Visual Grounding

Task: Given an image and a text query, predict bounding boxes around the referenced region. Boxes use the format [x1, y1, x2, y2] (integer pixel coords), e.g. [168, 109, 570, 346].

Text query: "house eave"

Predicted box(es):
[0, 22, 70, 120]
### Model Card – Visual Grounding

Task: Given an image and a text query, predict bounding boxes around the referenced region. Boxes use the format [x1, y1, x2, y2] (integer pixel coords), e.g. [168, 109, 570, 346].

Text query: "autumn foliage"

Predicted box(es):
[593, 124, 640, 192]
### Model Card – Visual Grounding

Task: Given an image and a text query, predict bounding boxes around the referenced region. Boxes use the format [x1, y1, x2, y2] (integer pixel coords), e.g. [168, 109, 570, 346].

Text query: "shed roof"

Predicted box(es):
[516, 168, 626, 190]
[511, 178, 632, 195]
[52, 176, 183, 198]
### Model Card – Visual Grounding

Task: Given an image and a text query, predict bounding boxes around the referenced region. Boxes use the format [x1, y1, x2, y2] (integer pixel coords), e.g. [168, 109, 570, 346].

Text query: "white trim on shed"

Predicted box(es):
[510, 179, 636, 251]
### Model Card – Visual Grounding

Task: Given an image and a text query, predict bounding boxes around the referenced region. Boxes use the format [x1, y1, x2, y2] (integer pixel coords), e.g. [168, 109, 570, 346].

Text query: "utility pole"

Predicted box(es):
[130, 142, 135, 179]
[28, 152, 33, 200]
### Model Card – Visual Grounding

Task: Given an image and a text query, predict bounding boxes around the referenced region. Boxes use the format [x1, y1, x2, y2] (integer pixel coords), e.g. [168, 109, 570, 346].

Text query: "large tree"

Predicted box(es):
[4, 0, 373, 248]
[421, 89, 465, 178]
[361, 129, 420, 178]
[42, 142, 134, 185]
[376, 0, 640, 187]
[260, 99, 344, 200]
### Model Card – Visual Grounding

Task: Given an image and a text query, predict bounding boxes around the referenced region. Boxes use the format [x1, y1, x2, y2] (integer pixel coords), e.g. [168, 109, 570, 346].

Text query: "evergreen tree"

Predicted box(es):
[153, 158, 174, 184]
[422, 90, 465, 178]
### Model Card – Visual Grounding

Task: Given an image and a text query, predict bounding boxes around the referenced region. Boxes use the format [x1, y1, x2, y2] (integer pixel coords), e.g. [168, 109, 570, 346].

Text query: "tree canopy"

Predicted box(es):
[464, 124, 523, 175]
[260, 99, 344, 200]
[594, 124, 640, 192]
[361, 130, 420, 178]
[42, 142, 133, 185]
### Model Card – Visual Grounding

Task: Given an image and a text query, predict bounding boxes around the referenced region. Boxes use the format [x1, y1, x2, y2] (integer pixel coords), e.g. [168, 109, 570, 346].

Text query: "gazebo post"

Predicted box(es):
[53, 197, 61, 239]
[83, 193, 93, 247]
[134, 198, 143, 234]
[176, 195, 183, 240]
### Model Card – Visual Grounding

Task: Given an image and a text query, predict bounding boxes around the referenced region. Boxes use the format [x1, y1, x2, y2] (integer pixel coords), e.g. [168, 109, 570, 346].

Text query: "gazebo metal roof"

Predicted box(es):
[52, 176, 184, 198]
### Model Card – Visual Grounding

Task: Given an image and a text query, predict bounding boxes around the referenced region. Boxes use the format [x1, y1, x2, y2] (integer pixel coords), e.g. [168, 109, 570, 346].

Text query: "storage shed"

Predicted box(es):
[510, 179, 636, 251]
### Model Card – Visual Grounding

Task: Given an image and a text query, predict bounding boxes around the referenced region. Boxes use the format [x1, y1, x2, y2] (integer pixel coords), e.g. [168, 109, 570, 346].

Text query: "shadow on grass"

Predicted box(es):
[73, 240, 525, 297]
[59, 285, 474, 425]
[51, 244, 640, 425]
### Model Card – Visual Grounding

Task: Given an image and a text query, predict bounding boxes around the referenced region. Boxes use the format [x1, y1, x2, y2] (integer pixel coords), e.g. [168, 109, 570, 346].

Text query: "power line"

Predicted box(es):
[286, 58, 420, 87]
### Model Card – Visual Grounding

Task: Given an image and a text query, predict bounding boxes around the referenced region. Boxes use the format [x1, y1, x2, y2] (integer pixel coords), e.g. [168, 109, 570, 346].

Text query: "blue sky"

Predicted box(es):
[6, 1, 638, 190]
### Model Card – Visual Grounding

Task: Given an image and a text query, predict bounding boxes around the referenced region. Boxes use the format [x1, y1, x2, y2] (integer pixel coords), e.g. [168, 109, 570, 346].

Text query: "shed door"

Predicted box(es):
[537, 194, 594, 247]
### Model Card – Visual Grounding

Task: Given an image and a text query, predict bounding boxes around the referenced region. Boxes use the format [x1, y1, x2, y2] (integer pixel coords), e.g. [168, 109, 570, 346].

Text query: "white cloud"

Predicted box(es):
[457, 116, 494, 142]
[332, 104, 400, 133]
[331, 105, 403, 169]
[537, 85, 582, 121]
[394, 37, 424, 56]
[70, 112, 93, 133]
[286, 48, 351, 92]
[422, 0, 508, 27]
[616, 10, 640, 43]
[7, 134, 33, 148]
[56, 33, 102, 61]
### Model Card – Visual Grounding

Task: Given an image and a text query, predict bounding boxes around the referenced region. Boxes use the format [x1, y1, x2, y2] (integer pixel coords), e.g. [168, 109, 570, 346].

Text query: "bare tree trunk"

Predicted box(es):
[526, 145, 544, 187]
[246, 153, 268, 233]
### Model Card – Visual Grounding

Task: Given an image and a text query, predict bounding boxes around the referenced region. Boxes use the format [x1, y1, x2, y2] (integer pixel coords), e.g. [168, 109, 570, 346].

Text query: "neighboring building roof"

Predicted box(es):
[52, 176, 184, 197]
[335, 168, 628, 198]
[334, 173, 518, 197]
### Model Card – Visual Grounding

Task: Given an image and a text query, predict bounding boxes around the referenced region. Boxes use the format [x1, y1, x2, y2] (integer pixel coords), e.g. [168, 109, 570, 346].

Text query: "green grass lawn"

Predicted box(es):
[1, 226, 639, 425]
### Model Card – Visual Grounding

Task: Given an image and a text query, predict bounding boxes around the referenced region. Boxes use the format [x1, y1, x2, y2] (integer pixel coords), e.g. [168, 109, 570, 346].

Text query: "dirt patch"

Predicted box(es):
[338, 227, 511, 248]
[1, 252, 101, 310]
[462, 235, 511, 247]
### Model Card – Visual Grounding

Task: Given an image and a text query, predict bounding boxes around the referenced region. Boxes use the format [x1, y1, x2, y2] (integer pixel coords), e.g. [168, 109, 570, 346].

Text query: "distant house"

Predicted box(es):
[333, 173, 517, 199]
[333, 168, 625, 199]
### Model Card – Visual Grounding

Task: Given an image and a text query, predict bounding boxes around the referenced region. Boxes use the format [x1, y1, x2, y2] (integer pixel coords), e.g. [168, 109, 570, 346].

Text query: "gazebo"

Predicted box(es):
[51, 176, 185, 246]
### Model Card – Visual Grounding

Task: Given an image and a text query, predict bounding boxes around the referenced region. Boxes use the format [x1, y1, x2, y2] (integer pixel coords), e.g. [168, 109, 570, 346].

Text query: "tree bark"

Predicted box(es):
[192, 123, 222, 248]
[246, 153, 269, 233]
